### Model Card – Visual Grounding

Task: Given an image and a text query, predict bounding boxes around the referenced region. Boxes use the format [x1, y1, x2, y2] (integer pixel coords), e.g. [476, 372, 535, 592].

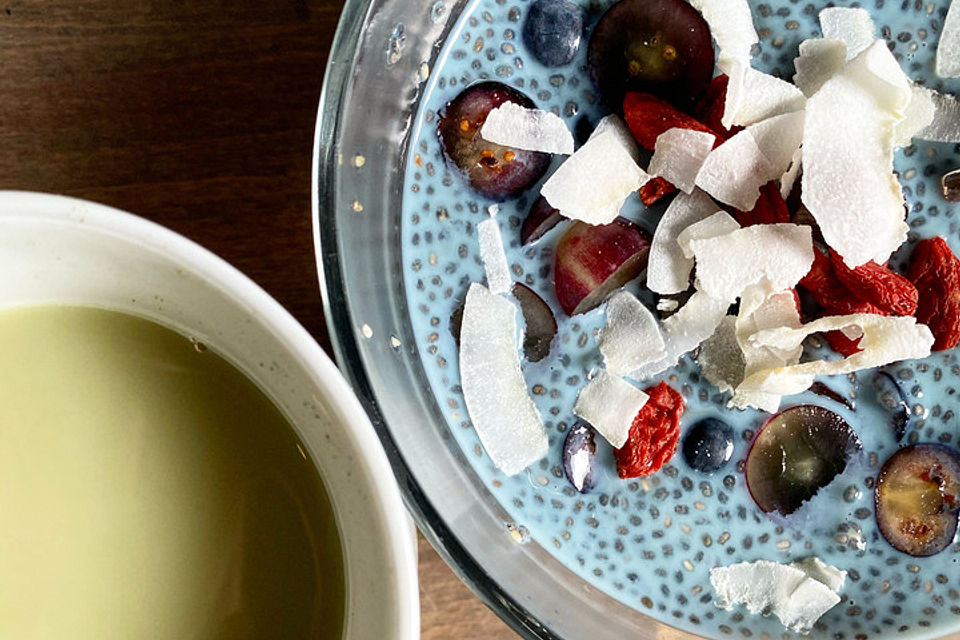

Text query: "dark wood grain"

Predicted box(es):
[0, 1, 515, 637]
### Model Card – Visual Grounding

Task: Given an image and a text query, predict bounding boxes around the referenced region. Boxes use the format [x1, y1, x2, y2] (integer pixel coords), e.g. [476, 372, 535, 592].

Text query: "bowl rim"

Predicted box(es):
[310, 2, 559, 638]
[0, 189, 421, 640]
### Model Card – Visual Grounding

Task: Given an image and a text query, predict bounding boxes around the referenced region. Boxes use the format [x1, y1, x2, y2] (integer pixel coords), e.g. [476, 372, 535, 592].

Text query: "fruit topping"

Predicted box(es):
[459, 283, 548, 475]
[521, 0, 584, 68]
[511, 283, 557, 363]
[574, 370, 650, 449]
[907, 236, 960, 351]
[587, 0, 714, 111]
[614, 381, 684, 478]
[553, 218, 651, 316]
[540, 129, 649, 224]
[520, 196, 564, 245]
[479, 101, 575, 155]
[942, 168, 960, 202]
[598, 290, 666, 376]
[746, 405, 861, 515]
[477, 216, 512, 295]
[647, 127, 717, 194]
[682, 417, 734, 474]
[647, 189, 721, 296]
[438, 81, 551, 200]
[868, 371, 910, 441]
[638, 176, 677, 206]
[828, 249, 918, 317]
[622, 92, 717, 150]
[563, 421, 599, 493]
[875, 443, 960, 557]
[808, 381, 854, 411]
[734, 181, 790, 227]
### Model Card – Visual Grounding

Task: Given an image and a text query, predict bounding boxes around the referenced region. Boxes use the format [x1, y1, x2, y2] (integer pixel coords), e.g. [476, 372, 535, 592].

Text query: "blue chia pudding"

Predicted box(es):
[401, 0, 960, 636]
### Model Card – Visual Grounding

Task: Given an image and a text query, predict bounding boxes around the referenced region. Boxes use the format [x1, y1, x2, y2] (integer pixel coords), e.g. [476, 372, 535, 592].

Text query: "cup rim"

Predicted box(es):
[0, 189, 420, 640]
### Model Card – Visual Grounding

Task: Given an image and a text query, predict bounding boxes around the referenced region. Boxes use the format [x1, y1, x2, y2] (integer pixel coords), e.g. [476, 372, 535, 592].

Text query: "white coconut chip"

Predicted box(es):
[676, 210, 741, 259]
[541, 129, 650, 225]
[724, 66, 807, 127]
[599, 291, 667, 376]
[688, 224, 814, 303]
[695, 129, 774, 210]
[801, 39, 910, 267]
[689, 0, 758, 61]
[735, 314, 934, 411]
[697, 315, 745, 394]
[589, 113, 640, 161]
[792, 557, 847, 593]
[749, 110, 806, 176]
[916, 87, 960, 143]
[793, 38, 847, 97]
[459, 283, 548, 475]
[894, 84, 936, 147]
[937, 0, 960, 78]
[573, 370, 649, 448]
[480, 101, 575, 155]
[820, 7, 876, 60]
[657, 298, 680, 313]
[648, 127, 717, 193]
[780, 146, 803, 199]
[477, 217, 512, 295]
[631, 290, 730, 380]
[646, 189, 720, 295]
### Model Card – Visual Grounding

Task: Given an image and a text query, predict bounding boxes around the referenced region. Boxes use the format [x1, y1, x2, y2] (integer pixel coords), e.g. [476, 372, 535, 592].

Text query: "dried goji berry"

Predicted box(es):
[907, 236, 960, 351]
[822, 330, 863, 357]
[828, 249, 918, 316]
[639, 176, 678, 206]
[623, 92, 718, 151]
[735, 181, 790, 227]
[692, 74, 742, 140]
[798, 248, 849, 309]
[615, 382, 685, 478]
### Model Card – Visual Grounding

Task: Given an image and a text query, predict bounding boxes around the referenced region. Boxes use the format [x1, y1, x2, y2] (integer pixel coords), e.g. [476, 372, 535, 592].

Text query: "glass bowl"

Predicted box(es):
[311, 1, 693, 637]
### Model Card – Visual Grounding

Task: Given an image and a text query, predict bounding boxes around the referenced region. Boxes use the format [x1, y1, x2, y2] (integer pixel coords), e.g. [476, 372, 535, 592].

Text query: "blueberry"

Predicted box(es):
[522, 0, 584, 68]
[682, 417, 734, 474]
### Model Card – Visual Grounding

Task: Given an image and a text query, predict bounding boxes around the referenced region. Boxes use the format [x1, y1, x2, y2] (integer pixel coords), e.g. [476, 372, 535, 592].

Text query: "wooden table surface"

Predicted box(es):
[0, 2, 516, 637]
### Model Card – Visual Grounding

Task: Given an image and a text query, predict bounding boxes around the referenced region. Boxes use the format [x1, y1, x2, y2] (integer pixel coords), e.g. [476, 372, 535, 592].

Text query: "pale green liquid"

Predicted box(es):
[0, 306, 345, 640]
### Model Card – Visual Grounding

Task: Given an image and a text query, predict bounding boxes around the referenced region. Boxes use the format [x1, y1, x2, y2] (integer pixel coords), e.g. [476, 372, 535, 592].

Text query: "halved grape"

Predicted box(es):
[875, 444, 960, 557]
[521, 196, 565, 245]
[745, 405, 862, 516]
[511, 283, 557, 362]
[867, 372, 910, 442]
[563, 421, 599, 493]
[587, 0, 715, 111]
[437, 82, 551, 200]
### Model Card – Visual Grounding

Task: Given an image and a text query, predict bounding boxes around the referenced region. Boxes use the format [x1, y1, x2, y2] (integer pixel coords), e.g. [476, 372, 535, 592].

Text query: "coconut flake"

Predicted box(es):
[460, 283, 548, 475]
[801, 40, 909, 267]
[937, 0, 960, 78]
[477, 217, 512, 295]
[735, 314, 934, 411]
[657, 298, 680, 313]
[480, 101, 575, 155]
[648, 128, 718, 193]
[695, 129, 774, 210]
[573, 369, 649, 448]
[793, 38, 847, 97]
[676, 210, 741, 259]
[792, 557, 847, 593]
[697, 315, 745, 394]
[894, 84, 936, 146]
[541, 130, 650, 225]
[780, 147, 803, 199]
[689, 224, 814, 303]
[820, 7, 876, 60]
[725, 66, 807, 127]
[631, 290, 730, 379]
[688, 0, 758, 61]
[590, 114, 640, 161]
[646, 189, 720, 295]
[750, 110, 806, 176]
[917, 87, 960, 143]
[599, 291, 667, 376]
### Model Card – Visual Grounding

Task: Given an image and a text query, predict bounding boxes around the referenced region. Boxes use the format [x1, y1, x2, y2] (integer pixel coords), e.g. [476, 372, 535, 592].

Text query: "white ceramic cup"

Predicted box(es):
[0, 190, 419, 639]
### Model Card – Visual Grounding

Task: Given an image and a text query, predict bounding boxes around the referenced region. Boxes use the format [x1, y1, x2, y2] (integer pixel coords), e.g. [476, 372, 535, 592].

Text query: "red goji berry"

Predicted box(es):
[615, 382, 685, 478]
[798, 248, 849, 309]
[639, 176, 678, 206]
[907, 236, 960, 351]
[692, 74, 742, 140]
[623, 92, 718, 151]
[735, 181, 790, 227]
[822, 330, 863, 357]
[828, 249, 918, 316]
